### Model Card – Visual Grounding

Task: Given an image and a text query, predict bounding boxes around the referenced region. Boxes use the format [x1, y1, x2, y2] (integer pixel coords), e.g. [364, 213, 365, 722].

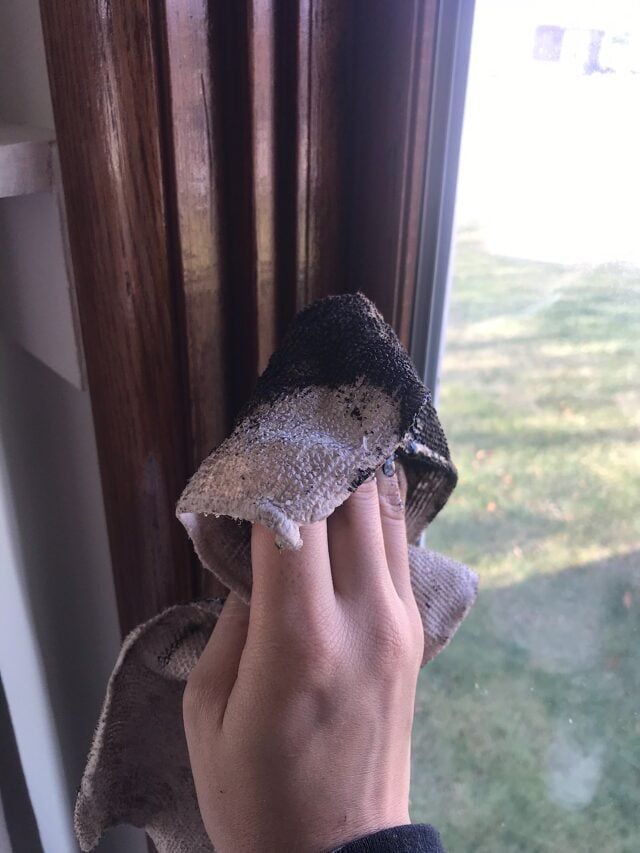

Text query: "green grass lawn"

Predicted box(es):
[410, 228, 640, 851]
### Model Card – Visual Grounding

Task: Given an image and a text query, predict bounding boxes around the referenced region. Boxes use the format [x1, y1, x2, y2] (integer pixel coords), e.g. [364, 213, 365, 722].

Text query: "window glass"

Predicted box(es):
[411, 2, 640, 850]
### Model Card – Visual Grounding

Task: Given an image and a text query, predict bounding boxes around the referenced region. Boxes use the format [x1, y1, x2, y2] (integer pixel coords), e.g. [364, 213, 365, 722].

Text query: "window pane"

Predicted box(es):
[411, 2, 640, 850]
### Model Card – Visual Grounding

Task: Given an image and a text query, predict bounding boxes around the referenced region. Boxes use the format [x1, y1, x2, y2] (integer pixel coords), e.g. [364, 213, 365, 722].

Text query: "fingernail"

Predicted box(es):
[382, 455, 396, 477]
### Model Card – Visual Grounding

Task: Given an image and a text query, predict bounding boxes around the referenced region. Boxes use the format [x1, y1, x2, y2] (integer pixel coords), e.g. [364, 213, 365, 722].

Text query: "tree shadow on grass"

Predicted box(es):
[411, 550, 640, 853]
[484, 550, 640, 679]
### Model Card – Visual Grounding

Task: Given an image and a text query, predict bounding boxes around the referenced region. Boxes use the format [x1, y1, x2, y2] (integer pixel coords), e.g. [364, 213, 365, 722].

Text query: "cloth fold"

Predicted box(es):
[75, 293, 478, 852]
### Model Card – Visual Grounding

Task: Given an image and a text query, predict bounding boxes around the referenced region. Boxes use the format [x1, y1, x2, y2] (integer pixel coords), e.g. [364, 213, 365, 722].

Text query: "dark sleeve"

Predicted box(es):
[333, 824, 446, 852]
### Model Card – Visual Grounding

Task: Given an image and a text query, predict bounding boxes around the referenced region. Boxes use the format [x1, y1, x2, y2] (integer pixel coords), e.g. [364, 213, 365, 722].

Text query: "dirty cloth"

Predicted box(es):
[75, 293, 478, 852]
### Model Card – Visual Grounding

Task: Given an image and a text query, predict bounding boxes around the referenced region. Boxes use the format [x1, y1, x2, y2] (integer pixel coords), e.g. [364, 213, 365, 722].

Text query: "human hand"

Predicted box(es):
[183, 467, 424, 853]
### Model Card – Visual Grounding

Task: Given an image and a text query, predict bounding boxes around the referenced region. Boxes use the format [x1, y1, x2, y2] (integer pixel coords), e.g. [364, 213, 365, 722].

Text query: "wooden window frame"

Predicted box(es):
[40, 0, 451, 635]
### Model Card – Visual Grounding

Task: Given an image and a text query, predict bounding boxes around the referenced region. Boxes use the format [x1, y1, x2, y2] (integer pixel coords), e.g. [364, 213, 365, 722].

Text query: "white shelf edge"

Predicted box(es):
[0, 124, 55, 199]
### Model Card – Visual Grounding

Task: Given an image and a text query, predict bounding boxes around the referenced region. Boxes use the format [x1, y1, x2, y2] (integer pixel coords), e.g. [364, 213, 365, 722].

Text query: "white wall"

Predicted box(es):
[0, 1, 146, 851]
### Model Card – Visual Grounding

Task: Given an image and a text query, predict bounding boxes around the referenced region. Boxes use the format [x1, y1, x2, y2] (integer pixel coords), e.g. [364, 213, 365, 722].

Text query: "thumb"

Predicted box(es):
[184, 593, 250, 728]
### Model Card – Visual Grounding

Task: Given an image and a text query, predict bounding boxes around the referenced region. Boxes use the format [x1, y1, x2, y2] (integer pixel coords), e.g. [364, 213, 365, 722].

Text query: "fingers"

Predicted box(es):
[375, 465, 412, 601]
[250, 520, 335, 617]
[327, 463, 411, 602]
[185, 593, 250, 728]
[250, 459, 412, 616]
[327, 478, 391, 598]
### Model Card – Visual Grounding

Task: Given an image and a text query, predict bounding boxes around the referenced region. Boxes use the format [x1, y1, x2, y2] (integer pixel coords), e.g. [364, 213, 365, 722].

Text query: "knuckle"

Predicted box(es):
[377, 479, 405, 522]
[298, 626, 336, 674]
[280, 602, 333, 649]
[302, 650, 339, 693]
[286, 634, 320, 672]
[363, 591, 425, 674]
[182, 674, 211, 727]
[348, 478, 379, 505]
[379, 492, 405, 523]
[269, 616, 335, 676]
[408, 606, 425, 664]
[369, 609, 410, 671]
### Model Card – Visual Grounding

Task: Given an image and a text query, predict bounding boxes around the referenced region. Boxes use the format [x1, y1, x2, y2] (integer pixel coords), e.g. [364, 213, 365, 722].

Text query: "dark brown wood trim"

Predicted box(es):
[164, 0, 230, 467]
[347, 0, 440, 348]
[40, 0, 196, 633]
[40, 0, 442, 635]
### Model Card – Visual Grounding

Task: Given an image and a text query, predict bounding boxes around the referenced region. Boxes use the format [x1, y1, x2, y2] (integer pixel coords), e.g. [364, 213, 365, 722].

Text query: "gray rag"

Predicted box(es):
[75, 293, 479, 852]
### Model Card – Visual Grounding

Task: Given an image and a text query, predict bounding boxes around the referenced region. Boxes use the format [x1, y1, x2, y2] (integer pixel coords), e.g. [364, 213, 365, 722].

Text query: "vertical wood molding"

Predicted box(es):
[294, 0, 313, 310]
[164, 0, 230, 466]
[303, 0, 352, 302]
[398, 0, 441, 345]
[347, 0, 440, 347]
[40, 0, 196, 634]
[164, 0, 439, 450]
[40, 0, 441, 635]
[250, 0, 278, 373]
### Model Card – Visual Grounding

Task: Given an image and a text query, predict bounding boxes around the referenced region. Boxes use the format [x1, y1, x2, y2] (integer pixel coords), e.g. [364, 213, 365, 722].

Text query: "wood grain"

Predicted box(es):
[250, 0, 278, 373]
[347, 0, 440, 348]
[40, 0, 197, 633]
[163, 0, 230, 466]
[300, 0, 352, 303]
[40, 0, 441, 634]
